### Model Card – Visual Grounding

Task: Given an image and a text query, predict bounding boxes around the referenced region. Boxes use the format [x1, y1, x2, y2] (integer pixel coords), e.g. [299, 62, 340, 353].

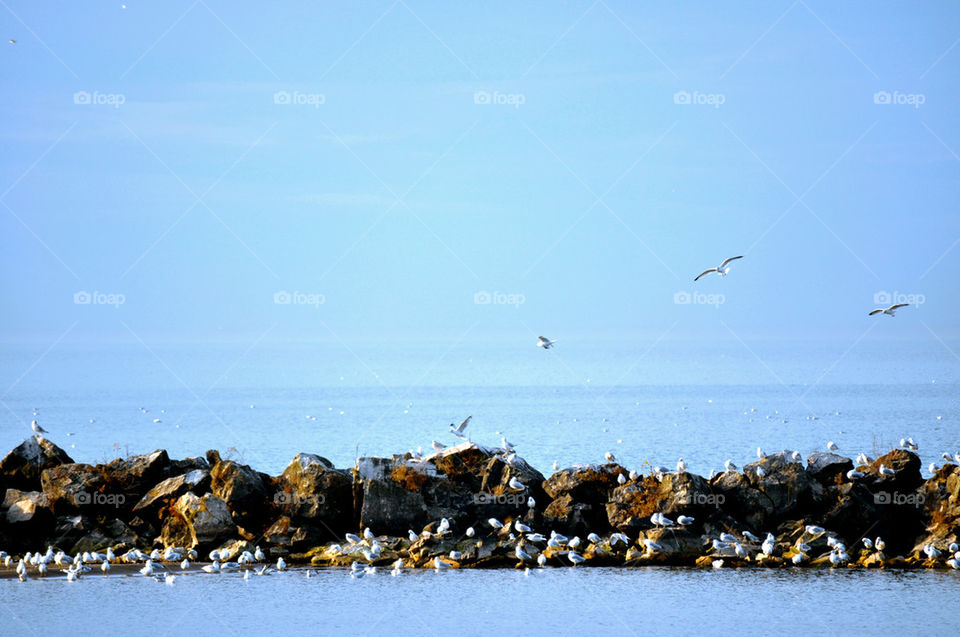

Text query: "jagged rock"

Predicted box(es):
[735, 452, 822, 528]
[160, 492, 236, 550]
[911, 463, 960, 554]
[4, 490, 50, 524]
[864, 449, 923, 492]
[261, 515, 321, 549]
[100, 450, 170, 505]
[0, 435, 73, 493]
[167, 456, 209, 477]
[40, 463, 107, 514]
[356, 457, 438, 535]
[210, 460, 269, 528]
[806, 452, 853, 484]
[543, 463, 624, 533]
[608, 472, 718, 532]
[276, 453, 352, 538]
[133, 469, 210, 517]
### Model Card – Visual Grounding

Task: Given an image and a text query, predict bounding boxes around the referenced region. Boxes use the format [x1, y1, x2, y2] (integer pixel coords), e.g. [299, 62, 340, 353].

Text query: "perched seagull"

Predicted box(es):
[694, 255, 743, 282]
[677, 515, 695, 526]
[536, 336, 557, 350]
[869, 303, 908, 317]
[508, 477, 526, 491]
[846, 469, 865, 480]
[827, 441, 839, 452]
[449, 416, 471, 440]
[676, 457, 687, 473]
[724, 460, 738, 473]
[879, 464, 895, 476]
[605, 451, 616, 463]
[31, 420, 48, 435]
[431, 440, 446, 452]
[617, 473, 627, 485]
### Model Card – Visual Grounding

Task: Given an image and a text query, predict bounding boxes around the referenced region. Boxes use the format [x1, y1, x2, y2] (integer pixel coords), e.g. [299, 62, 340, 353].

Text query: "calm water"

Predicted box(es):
[1, 335, 958, 636]
[1, 566, 957, 636]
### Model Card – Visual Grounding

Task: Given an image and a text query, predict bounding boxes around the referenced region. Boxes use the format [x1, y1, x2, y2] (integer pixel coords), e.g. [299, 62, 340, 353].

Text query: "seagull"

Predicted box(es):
[605, 451, 616, 462]
[567, 552, 585, 565]
[276, 557, 287, 571]
[677, 515, 695, 526]
[724, 460, 738, 473]
[488, 518, 504, 529]
[846, 469, 865, 480]
[879, 464, 895, 476]
[756, 447, 765, 459]
[31, 420, 48, 435]
[827, 441, 839, 452]
[527, 496, 535, 508]
[536, 336, 557, 350]
[676, 457, 687, 473]
[869, 303, 908, 317]
[694, 256, 743, 281]
[431, 440, 446, 452]
[449, 416, 471, 440]
[508, 477, 526, 491]
[515, 546, 532, 561]
[791, 451, 802, 463]
[617, 473, 627, 485]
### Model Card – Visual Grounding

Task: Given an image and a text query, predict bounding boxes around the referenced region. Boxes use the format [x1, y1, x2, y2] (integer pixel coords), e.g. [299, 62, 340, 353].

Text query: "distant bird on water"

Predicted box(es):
[449, 416, 471, 440]
[869, 303, 908, 317]
[536, 336, 557, 350]
[31, 420, 48, 435]
[694, 256, 743, 281]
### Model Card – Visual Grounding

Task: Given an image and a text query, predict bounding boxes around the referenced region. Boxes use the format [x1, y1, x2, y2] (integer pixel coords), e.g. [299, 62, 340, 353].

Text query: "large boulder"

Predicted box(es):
[160, 492, 236, 550]
[863, 449, 923, 493]
[40, 463, 108, 514]
[100, 450, 170, 512]
[608, 471, 718, 532]
[0, 436, 73, 493]
[276, 453, 352, 539]
[911, 464, 960, 554]
[737, 451, 822, 528]
[543, 463, 624, 533]
[132, 469, 210, 518]
[806, 452, 853, 484]
[210, 460, 269, 528]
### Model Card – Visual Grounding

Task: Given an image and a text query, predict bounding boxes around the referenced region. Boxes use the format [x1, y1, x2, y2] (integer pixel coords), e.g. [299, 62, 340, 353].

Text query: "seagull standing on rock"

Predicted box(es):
[31, 420, 48, 435]
[694, 256, 743, 281]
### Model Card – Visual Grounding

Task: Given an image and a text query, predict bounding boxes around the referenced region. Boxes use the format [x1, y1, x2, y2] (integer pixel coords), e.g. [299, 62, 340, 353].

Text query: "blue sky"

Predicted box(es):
[2, 1, 958, 344]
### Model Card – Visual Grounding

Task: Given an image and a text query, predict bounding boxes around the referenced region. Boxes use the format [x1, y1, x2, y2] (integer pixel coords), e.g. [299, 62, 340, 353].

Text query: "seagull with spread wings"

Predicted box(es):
[449, 416, 471, 440]
[694, 255, 743, 281]
[869, 303, 908, 317]
[536, 336, 557, 350]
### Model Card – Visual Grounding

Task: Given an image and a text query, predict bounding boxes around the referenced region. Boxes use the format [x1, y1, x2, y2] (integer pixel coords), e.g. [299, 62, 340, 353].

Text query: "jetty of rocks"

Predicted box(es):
[2, 436, 959, 572]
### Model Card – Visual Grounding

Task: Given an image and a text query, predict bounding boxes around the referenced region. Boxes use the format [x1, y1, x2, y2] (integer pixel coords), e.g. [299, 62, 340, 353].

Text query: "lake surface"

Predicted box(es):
[1, 566, 957, 636]
[0, 335, 958, 636]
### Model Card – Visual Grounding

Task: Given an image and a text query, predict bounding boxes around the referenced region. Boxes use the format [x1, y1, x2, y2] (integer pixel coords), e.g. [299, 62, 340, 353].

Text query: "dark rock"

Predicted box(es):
[608, 472, 718, 532]
[276, 453, 352, 539]
[0, 435, 73, 493]
[100, 449, 170, 510]
[864, 449, 923, 493]
[261, 515, 322, 549]
[543, 463, 624, 533]
[205, 449, 222, 466]
[806, 452, 853, 484]
[167, 456, 209, 477]
[210, 460, 269, 528]
[737, 452, 822, 528]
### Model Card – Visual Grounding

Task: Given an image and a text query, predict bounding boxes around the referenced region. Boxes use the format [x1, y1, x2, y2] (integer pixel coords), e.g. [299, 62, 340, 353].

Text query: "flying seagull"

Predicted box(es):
[869, 303, 908, 317]
[449, 416, 471, 440]
[694, 256, 743, 281]
[536, 336, 556, 350]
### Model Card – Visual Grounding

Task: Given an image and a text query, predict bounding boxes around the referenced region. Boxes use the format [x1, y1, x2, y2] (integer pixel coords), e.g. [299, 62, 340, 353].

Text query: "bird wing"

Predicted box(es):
[720, 255, 744, 268]
[694, 268, 717, 281]
[868, 309, 883, 315]
[538, 336, 550, 343]
[455, 415, 472, 432]
[888, 304, 909, 310]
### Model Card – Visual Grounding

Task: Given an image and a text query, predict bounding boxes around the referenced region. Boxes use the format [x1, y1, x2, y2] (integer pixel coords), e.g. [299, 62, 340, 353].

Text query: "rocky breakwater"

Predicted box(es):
[2, 436, 960, 573]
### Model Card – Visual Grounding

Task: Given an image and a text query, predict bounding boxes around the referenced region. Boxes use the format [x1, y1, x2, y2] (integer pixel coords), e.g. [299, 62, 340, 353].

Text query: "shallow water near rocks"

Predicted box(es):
[1, 566, 957, 636]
